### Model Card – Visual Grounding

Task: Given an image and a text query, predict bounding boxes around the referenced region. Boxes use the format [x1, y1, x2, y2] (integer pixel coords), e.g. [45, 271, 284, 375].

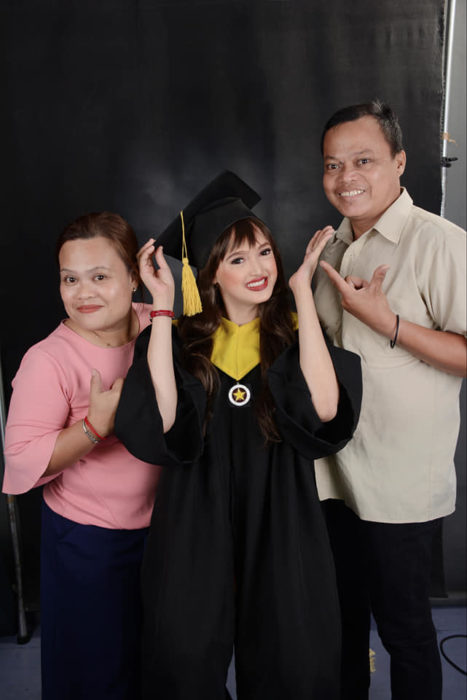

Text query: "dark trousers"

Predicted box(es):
[323, 500, 442, 700]
[40, 499, 148, 700]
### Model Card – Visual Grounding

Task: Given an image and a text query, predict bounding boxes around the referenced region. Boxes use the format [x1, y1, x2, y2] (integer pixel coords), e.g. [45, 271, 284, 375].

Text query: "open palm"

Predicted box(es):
[289, 226, 334, 292]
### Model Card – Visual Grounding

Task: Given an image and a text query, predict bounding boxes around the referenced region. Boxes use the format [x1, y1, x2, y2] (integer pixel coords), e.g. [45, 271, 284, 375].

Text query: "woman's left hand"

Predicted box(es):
[289, 226, 334, 293]
[137, 239, 175, 309]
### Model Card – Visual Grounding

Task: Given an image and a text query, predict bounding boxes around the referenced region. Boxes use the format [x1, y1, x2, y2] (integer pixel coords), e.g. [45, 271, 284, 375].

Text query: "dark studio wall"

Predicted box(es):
[1, 0, 465, 624]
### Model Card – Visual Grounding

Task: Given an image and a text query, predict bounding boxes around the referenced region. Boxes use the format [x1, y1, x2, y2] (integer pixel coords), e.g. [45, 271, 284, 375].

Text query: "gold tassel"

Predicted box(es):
[180, 210, 202, 316]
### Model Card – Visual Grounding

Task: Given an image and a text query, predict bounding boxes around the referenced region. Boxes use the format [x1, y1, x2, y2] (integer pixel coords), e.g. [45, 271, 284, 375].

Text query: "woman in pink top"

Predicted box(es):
[3, 212, 161, 700]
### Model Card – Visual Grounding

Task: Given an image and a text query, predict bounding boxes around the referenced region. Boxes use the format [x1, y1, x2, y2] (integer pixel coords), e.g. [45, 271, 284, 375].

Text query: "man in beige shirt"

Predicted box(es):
[313, 101, 466, 700]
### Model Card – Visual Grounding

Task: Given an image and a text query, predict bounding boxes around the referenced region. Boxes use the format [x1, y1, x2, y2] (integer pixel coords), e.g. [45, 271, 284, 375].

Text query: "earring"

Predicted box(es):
[132, 287, 137, 293]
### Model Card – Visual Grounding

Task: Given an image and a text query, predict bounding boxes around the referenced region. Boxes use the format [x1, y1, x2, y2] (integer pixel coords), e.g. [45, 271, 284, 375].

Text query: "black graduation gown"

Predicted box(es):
[115, 325, 362, 700]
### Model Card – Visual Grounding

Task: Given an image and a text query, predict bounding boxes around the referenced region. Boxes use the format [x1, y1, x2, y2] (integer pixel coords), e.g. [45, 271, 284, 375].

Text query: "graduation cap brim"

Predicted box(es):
[155, 171, 261, 270]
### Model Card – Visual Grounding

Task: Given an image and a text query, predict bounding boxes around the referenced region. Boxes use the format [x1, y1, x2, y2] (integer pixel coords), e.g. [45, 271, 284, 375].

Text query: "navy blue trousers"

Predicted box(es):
[40, 499, 148, 700]
[323, 499, 442, 700]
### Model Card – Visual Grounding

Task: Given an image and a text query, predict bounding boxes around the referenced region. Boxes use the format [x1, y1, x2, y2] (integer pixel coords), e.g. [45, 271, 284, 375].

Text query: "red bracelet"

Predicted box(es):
[84, 416, 105, 441]
[149, 309, 175, 320]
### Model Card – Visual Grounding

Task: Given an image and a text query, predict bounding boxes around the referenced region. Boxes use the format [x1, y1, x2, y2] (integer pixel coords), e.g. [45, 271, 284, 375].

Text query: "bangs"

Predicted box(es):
[221, 218, 272, 259]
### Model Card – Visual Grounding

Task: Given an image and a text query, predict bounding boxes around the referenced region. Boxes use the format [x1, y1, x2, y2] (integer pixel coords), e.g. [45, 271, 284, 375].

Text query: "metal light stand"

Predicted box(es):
[440, 0, 458, 216]
[0, 355, 29, 643]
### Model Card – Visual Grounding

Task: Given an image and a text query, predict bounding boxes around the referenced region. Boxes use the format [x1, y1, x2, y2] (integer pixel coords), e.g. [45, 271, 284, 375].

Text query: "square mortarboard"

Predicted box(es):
[155, 170, 261, 271]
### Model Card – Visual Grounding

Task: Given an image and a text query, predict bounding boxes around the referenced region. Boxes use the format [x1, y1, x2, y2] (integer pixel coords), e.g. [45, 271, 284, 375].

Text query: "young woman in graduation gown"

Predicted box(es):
[115, 172, 362, 700]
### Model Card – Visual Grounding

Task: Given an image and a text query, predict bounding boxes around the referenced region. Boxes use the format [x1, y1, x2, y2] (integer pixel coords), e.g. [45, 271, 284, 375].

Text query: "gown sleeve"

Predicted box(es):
[267, 340, 362, 460]
[115, 326, 207, 467]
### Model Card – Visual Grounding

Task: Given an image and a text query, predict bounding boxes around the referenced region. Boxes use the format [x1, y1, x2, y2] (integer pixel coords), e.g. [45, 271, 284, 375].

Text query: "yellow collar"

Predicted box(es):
[211, 317, 260, 380]
[210, 314, 298, 380]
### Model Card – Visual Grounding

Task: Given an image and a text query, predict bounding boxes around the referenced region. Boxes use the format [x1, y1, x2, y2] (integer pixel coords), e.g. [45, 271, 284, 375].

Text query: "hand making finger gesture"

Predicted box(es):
[137, 239, 175, 309]
[87, 369, 124, 438]
[289, 226, 335, 294]
[319, 260, 397, 338]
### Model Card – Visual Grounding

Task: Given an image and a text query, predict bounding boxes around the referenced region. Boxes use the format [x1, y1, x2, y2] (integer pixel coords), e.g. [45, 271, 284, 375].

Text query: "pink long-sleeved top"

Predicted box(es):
[3, 303, 161, 530]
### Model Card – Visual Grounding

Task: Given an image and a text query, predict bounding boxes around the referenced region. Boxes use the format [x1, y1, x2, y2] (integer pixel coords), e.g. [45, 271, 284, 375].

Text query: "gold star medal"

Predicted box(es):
[211, 317, 261, 408]
[228, 382, 251, 407]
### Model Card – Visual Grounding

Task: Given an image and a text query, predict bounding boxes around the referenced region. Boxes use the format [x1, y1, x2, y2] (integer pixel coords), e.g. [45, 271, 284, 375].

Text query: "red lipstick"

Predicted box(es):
[76, 305, 103, 313]
[246, 277, 268, 291]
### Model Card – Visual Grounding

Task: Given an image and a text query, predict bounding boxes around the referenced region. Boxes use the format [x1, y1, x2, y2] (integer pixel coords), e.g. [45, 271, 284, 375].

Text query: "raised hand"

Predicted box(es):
[87, 369, 125, 438]
[289, 226, 335, 293]
[287, 226, 340, 421]
[137, 239, 175, 309]
[319, 260, 397, 338]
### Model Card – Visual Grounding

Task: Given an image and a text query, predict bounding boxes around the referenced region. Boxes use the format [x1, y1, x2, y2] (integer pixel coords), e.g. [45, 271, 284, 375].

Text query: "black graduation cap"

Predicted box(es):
[156, 170, 261, 270]
[156, 171, 261, 316]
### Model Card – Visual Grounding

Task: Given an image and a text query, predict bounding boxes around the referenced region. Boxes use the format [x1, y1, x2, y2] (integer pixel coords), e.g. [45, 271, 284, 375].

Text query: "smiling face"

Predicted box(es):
[213, 227, 278, 324]
[59, 236, 137, 339]
[322, 115, 406, 238]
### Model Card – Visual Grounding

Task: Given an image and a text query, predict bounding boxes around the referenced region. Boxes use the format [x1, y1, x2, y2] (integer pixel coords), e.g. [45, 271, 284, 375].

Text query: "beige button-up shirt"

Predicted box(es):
[314, 189, 466, 523]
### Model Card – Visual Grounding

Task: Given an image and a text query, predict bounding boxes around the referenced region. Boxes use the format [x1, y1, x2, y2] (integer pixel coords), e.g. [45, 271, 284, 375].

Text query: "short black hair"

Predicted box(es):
[320, 100, 404, 156]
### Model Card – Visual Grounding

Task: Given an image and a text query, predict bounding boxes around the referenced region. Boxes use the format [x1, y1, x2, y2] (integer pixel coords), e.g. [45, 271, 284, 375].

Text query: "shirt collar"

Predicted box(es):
[335, 188, 413, 246]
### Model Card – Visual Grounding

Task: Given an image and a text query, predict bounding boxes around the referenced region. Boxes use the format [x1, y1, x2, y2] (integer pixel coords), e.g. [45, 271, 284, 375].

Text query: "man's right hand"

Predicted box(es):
[319, 260, 398, 339]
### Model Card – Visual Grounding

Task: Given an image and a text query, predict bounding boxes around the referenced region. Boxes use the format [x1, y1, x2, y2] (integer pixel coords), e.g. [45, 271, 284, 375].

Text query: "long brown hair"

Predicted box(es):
[177, 218, 295, 441]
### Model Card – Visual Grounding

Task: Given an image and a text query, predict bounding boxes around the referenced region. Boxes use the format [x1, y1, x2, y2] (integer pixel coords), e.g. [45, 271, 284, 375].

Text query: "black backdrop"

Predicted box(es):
[1, 0, 447, 612]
